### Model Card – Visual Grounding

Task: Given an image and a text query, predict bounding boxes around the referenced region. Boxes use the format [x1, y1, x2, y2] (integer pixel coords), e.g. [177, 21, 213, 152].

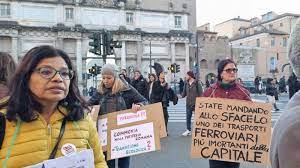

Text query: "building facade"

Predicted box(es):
[214, 17, 251, 39]
[0, 0, 196, 90]
[196, 24, 230, 82]
[214, 12, 300, 81]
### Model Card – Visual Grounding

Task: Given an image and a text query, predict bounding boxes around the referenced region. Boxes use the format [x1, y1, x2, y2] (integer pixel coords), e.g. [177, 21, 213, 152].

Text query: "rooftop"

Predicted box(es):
[230, 28, 288, 41]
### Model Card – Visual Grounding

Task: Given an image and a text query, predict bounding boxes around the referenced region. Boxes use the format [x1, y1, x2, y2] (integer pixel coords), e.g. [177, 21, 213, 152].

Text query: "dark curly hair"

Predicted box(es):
[6, 45, 89, 122]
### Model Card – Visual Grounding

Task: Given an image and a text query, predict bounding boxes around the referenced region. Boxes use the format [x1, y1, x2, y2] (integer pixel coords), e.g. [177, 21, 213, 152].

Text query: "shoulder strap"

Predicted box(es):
[49, 117, 67, 159]
[0, 113, 6, 149]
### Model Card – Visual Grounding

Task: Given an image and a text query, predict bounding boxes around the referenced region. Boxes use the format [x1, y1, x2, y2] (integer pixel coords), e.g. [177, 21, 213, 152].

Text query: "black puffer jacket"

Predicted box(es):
[149, 81, 178, 107]
[266, 83, 277, 96]
[131, 75, 148, 98]
[88, 83, 148, 115]
[148, 81, 164, 103]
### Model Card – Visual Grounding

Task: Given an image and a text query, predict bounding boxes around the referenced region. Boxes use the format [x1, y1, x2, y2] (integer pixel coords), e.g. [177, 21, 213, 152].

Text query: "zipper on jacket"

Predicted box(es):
[47, 124, 52, 155]
[47, 124, 52, 135]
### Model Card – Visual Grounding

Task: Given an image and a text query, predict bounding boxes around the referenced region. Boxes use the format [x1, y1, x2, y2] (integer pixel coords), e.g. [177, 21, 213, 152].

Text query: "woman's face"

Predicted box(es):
[29, 57, 71, 105]
[221, 63, 237, 83]
[150, 76, 155, 82]
[102, 75, 115, 88]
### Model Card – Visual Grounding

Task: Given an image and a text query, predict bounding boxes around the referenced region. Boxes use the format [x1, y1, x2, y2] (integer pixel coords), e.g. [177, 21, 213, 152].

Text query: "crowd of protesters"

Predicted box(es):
[1, 19, 300, 168]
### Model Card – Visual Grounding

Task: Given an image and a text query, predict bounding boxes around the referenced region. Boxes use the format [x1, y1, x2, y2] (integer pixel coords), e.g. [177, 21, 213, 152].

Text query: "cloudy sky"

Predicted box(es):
[196, 0, 300, 29]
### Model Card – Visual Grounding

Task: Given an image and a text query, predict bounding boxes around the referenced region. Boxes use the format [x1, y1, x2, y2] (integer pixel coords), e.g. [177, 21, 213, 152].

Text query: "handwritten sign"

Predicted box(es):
[98, 118, 108, 146]
[25, 149, 94, 168]
[117, 110, 147, 125]
[109, 122, 157, 159]
[191, 97, 272, 165]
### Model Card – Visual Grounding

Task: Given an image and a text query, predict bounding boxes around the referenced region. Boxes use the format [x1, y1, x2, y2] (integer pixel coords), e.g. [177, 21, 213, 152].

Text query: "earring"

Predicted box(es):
[62, 99, 68, 106]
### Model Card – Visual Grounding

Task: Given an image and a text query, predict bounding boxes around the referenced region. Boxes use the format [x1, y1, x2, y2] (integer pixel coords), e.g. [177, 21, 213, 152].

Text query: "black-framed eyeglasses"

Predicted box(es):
[223, 68, 238, 73]
[34, 66, 74, 80]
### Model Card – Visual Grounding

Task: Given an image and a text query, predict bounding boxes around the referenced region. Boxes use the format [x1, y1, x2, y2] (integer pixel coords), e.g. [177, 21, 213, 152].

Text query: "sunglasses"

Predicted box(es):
[223, 68, 238, 73]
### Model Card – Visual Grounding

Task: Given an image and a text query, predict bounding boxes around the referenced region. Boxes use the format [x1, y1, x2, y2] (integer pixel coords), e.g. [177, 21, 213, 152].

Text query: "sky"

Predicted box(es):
[196, 0, 300, 30]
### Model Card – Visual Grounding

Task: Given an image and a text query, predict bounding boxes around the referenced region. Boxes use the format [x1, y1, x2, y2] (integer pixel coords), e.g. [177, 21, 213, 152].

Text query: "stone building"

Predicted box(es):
[196, 24, 230, 82]
[0, 0, 196, 90]
[229, 12, 300, 81]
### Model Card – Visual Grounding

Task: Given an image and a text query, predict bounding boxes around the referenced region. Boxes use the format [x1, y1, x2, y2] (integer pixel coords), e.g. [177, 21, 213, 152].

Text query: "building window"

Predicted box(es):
[240, 43, 243, 46]
[175, 16, 182, 28]
[65, 8, 74, 21]
[215, 59, 220, 69]
[200, 59, 208, 69]
[269, 24, 273, 30]
[280, 23, 283, 27]
[0, 3, 10, 17]
[126, 12, 134, 25]
[271, 37, 275, 47]
[270, 57, 277, 71]
[283, 37, 287, 47]
[256, 39, 260, 47]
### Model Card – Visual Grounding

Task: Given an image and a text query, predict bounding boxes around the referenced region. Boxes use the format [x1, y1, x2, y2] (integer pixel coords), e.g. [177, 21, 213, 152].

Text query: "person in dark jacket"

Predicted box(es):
[254, 76, 260, 94]
[288, 72, 300, 99]
[0, 52, 16, 100]
[131, 70, 148, 99]
[202, 59, 251, 168]
[88, 64, 148, 168]
[278, 76, 286, 93]
[266, 78, 280, 111]
[179, 78, 185, 94]
[147, 73, 162, 103]
[120, 69, 131, 84]
[148, 73, 174, 132]
[181, 71, 203, 136]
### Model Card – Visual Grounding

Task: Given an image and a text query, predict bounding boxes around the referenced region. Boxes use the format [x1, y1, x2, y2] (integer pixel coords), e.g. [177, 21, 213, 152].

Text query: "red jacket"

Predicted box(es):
[202, 81, 251, 101]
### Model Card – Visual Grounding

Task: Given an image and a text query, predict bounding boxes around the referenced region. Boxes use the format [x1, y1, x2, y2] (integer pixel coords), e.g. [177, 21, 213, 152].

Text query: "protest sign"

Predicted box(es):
[191, 97, 272, 165]
[107, 121, 160, 160]
[94, 103, 166, 152]
[25, 149, 94, 168]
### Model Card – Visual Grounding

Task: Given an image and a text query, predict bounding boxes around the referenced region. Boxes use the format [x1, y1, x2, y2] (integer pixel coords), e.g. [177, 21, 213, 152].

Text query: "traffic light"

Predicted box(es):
[96, 66, 102, 74]
[88, 65, 102, 76]
[175, 64, 180, 73]
[104, 31, 114, 55]
[88, 33, 101, 55]
[88, 66, 96, 75]
[168, 64, 176, 73]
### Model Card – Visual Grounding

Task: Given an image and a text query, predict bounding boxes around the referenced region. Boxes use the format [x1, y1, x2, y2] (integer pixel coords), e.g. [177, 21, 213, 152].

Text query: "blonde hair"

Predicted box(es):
[98, 78, 126, 95]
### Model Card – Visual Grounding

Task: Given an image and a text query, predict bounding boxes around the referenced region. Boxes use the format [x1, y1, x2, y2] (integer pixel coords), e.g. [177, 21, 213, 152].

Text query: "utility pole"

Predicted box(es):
[195, 32, 199, 80]
[150, 41, 152, 73]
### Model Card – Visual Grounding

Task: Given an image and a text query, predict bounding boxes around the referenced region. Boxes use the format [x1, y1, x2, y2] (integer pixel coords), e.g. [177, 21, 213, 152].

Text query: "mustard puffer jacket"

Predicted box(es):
[0, 107, 108, 168]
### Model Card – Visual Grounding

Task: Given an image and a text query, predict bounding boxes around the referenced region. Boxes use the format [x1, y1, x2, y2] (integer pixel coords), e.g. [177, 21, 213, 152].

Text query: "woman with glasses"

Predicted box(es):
[0, 45, 107, 167]
[202, 59, 251, 168]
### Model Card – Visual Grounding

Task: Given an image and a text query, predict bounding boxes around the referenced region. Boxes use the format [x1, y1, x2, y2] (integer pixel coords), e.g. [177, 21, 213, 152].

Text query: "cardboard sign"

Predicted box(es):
[117, 110, 147, 125]
[92, 103, 166, 153]
[25, 149, 94, 168]
[191, 97, 272, 165]
[108, 122, 159, 160]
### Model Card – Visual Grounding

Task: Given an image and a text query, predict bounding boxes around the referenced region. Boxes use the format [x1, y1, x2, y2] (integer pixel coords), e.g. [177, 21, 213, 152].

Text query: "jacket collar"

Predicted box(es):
[213, 81, 237, 89]
[37, 106, 68, 124]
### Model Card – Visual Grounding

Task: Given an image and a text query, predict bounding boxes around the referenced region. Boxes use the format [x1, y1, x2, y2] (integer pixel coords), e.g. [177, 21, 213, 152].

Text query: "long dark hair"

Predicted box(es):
[0, 52, 16, 85]
[6, 45, 88, 122]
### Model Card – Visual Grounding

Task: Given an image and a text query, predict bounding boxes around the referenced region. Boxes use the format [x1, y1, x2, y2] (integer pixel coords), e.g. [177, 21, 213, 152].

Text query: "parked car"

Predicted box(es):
[243, 81, 256, 93]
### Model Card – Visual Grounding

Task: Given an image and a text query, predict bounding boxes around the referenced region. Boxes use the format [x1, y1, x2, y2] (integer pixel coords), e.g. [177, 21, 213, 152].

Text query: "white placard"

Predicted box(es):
[98, 118, 108, 146]
[117, 110, 147, 126]
[25, 149, 94, 168]
[110, 122, 156, 159]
